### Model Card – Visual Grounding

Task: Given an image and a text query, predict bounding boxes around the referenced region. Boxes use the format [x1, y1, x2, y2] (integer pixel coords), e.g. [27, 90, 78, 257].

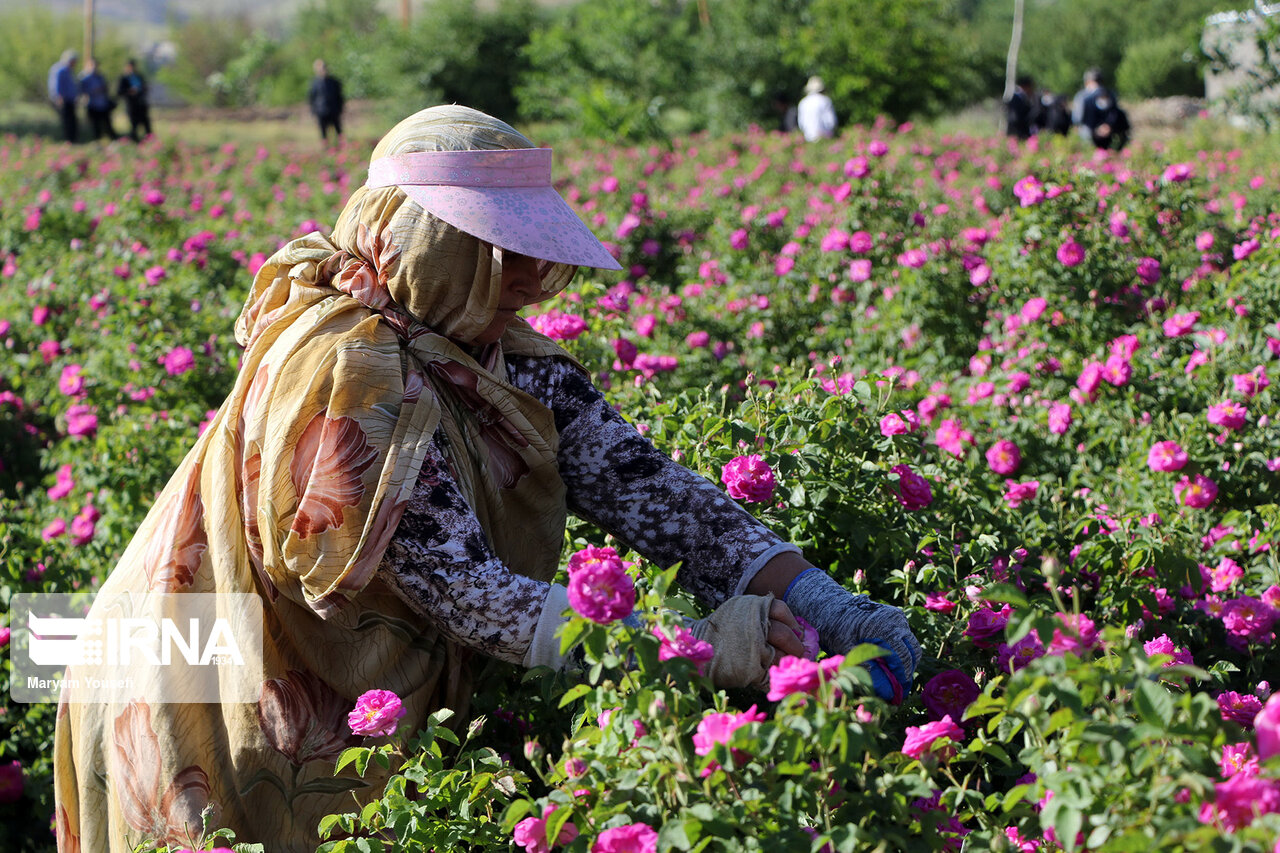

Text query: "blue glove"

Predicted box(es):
[783, 568, 921, 702]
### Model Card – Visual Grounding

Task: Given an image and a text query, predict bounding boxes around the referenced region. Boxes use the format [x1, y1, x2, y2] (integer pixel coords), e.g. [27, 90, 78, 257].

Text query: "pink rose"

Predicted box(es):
[1047, 613, 1098, 657]
[1003, 480, 1039, 509]
[528, 310, 589, 341]
[0, 760, 22, 804]
[880, 412, 911, 436]
[902, 715, 965, 760]
[1147, 441, 1188, 472]
[1255, 694, 1280, 761]
[1175, 474, 1218, 509]
[921, 670, 980, 722]
[1048, 402, 1072, 435]
[1207, 400, 1248, 431]
[592, 822, 658, 853]
[1218, 691, 1264, 727]
[984, 439, 1021, 475]
[1162, 311, 1199, 337]
[348, 689, 406, 737]
[1056, 239, 1085, 267]
[514, 805, 579, 853]
[796, 616, 821, 659]
[567, 546, 636, 624]
[766, 655, 823, 701]
[720, 454, 776, 503]
[1136, 257, 1161, 284]
[995, 633, 1045, 672]
[1197, 772, 1280, 832]
[652, 624, 714, 670]
[889, 464, 932, 510]
[692, 705, 767, 774]
[963, 605, 1011, 646]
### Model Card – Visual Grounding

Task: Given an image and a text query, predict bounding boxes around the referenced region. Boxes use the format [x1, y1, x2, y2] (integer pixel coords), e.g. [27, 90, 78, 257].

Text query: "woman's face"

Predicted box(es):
[467, 249, 543, 346]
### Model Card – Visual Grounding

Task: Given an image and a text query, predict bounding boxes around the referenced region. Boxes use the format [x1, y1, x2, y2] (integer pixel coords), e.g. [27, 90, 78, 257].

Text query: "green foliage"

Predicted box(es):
[1118, 33, 1204, 98]
[517, 0, 700, 141]
[788, 0, 978, 124]
[0, 5, 131, 105]
[158, 16, 259, 107]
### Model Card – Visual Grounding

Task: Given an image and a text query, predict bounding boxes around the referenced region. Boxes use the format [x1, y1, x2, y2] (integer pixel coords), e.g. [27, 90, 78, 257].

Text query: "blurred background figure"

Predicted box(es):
[1004, 74, 1036, 139]
[117, 58, 152, 142]
[47, 49, 80, 143]
[1035, 88, 1072, 136]
[307, 59, 345, 144]
[1073, 67, 1129, 150]
[79, 58, 117, 141]
[797, 75, 836, 142]
[770, 90, 798, 134]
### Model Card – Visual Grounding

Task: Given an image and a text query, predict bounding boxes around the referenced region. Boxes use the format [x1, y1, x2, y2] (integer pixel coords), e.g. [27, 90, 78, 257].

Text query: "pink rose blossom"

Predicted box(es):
[902, 715, 965, 760]
[1220, 743, 1258, 779]
[1136, 257, 1161, 284]
[933, 418, 973, 457]
[1147, 441, 1188, 472]
[889, 464, 933, 510]
[47, 464, 75, 500]
[921, 670, 980, 722]
[0, 760, 21, 804]
[1218, 691, 1264, 728]
[1220, 596, 1277, 645]
[984, 439, 1021, 475]
[514, 805, 579, 853]
[1256, 694, 1280, 761]
[652, 624, 714, 670]
[1175, 474, 1218, 509]
[767, 655, 825, 701]
[58, 364, 85, 396]
[721, 454, 776, 503]
[1207, 400, 1248, 431]
[1003, 480, 1040, 509]
[963, 605, 1011, 646]
[924, 592, 956, 614]
[1142, 634, 1194, 667]
[1163, 311, 1199, 337]
[995, 633, 1045, 672]
[1197, 772, 1280, 832]
[1056, 239, 1085, 267]
[1048, 402, 1072, 435]
[592, 823, 658, 853]
[161, 346, 196, 377]
[692, 704, 767, 765]
[567, 546, 636, 624]
[528, 310, 589, 341]
[1047, 613, 1099, 657]
[348, 689, 406, 737]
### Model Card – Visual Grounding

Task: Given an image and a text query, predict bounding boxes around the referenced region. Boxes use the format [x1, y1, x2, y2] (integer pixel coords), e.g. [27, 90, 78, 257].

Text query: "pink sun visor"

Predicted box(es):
[365, 148, 622, 271]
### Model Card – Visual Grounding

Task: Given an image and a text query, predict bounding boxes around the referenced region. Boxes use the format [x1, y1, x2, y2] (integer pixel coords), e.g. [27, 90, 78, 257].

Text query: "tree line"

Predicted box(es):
[0, 0, 1243, 140]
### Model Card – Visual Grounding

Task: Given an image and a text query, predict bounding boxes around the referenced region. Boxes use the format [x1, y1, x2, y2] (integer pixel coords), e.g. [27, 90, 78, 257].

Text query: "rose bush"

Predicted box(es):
[1, 119, 1279, 852]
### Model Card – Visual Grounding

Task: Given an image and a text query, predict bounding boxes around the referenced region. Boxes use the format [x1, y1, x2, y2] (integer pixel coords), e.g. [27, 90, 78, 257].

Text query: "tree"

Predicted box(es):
[787, 0, 979, 124]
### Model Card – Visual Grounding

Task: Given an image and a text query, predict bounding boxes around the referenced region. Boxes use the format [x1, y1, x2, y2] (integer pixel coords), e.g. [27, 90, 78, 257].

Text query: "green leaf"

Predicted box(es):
[559, 683, 592, 709]
[1052, 806, 1083, 853]
[501, 799, 534, 833]
[545, 803, 575, 847]
[1133, 680, 1174, 727]
[659, 817, 696, 850]
[981, 583, 1028, 608]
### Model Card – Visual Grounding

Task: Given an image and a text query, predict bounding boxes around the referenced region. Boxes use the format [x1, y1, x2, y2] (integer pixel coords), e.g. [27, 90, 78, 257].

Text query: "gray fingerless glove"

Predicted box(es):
[783, 569, 921, 695]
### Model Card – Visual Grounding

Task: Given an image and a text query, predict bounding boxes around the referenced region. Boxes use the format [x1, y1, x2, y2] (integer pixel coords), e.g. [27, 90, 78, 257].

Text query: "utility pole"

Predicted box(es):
[84, 0, 96, 61]
[402, 0, 411, 28]
[1004, 0, 1024, 102]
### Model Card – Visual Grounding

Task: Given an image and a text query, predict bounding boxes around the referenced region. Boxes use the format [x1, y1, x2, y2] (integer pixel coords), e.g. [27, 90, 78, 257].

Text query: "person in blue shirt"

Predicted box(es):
[79, 58, 117, 141]
[47, 49, 80, 143]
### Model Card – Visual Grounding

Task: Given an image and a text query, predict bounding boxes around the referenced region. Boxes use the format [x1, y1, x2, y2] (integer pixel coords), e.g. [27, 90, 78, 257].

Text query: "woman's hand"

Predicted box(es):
[766, 598, 807, 661]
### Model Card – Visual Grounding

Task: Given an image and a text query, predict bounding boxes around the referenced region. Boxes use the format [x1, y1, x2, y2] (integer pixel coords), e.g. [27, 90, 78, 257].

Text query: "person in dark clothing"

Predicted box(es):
[1004, 75, 1036, 139]
[48, 49, 80, 143]
[770, 91, 799, 134]
[1072, 68, 1129, 150]
[308, 59, 345, 143]
[79, 58, 117, 141]
[116, 59, 152, 142]
[1035, 89, 1072, 136]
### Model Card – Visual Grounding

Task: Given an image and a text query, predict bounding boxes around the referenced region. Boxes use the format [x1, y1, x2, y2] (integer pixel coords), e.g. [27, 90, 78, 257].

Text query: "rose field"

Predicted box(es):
[2, 119, 1280, 852]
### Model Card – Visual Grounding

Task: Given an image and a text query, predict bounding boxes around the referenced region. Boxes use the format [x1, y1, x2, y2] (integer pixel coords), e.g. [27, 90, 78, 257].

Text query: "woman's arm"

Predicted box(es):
[380, 432, 561, 666]
[508, 355, 805, 605]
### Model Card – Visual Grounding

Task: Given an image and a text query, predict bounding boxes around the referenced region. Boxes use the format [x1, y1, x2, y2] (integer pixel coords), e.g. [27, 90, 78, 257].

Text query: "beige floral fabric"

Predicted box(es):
[54, 106, 581, 852]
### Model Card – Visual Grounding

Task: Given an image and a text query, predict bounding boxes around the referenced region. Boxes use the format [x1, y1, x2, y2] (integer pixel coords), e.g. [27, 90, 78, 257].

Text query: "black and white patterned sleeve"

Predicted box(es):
[507, 355, 800, 607]
[379, 432, 549, 664]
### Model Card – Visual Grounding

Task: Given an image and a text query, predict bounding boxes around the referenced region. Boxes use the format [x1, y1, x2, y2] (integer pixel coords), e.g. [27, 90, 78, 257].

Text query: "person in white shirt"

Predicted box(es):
[797, 76, 837, 142]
